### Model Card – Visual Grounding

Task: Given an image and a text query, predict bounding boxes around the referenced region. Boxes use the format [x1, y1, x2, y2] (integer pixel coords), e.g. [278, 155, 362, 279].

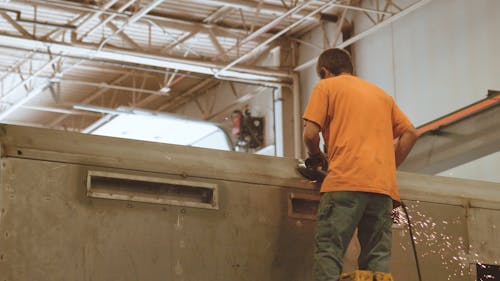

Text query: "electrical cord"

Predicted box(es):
[401, 201, 423, 281]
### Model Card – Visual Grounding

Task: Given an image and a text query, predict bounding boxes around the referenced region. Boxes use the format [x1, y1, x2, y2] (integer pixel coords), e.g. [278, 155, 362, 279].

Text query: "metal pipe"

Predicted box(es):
[22, 105, 102, 116]
[215, 0, 340, 79]
[292, 73, 301, 159]
[273, 89, 284, 157]
[294, 0, 434, 72]
[48, 73, 132, 128]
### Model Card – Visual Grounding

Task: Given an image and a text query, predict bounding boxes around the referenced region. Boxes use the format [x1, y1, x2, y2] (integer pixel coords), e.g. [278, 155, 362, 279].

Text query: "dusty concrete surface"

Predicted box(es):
[0, 125, 498, 281]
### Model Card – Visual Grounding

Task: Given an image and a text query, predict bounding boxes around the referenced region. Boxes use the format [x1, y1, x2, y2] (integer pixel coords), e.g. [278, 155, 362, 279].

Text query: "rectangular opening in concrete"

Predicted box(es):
[288, 192, 320, 220]
[476, 263, 500, 281]
[87, 170, 218, 209]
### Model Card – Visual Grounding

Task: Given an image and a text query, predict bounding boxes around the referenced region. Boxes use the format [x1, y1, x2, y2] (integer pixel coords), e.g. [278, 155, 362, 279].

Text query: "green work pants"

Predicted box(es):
[313, 191, 393, 281]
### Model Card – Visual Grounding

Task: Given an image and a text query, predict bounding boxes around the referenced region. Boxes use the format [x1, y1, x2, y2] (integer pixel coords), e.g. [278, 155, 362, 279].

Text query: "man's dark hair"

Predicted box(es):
[316, 48, 353, 78]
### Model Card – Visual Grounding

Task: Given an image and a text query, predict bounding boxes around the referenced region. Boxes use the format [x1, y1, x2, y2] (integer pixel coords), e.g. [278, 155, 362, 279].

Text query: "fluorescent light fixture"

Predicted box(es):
[159, 86, 171, 94]
[78, 105, 231, 151]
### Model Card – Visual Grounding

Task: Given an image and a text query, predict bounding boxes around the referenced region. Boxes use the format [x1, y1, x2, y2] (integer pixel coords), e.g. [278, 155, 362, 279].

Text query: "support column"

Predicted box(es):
[275, 41, 299, 158]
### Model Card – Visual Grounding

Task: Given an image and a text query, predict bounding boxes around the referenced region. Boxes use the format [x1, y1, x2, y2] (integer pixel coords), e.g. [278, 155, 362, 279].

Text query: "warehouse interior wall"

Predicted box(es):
[298, 0, 500, 183]
[174, 48, 280, 155]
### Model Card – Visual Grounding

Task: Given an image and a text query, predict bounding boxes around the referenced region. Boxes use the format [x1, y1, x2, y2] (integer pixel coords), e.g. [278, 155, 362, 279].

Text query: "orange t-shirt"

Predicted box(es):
[303, 74, 413, 202]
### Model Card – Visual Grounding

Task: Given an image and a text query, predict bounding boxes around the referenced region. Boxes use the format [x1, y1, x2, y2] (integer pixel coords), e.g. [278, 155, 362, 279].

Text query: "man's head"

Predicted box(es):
[316, 48, 353, 79]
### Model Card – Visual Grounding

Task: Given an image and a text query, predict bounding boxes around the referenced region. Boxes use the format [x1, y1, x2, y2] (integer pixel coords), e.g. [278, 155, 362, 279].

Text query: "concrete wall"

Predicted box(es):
[297, 21, 343, 157]
[298, 0, 500, 182]
[297, 21, 339, 114]
[1, 125, 499, 280]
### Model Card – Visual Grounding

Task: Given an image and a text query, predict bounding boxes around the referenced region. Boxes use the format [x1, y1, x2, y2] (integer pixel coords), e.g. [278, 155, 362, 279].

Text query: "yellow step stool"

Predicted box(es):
[340, 270, 373, 281]
[374, 272, 395, 281]
[340, 270, 394, 281]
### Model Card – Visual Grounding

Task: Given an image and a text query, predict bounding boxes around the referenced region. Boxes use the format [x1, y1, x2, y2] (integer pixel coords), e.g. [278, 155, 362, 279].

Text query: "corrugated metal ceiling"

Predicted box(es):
[0, 0, 363, 130]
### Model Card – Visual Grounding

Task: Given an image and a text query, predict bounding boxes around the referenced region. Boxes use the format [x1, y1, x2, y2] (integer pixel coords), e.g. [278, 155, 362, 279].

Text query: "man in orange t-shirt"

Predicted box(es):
[302, 48, 418, 281]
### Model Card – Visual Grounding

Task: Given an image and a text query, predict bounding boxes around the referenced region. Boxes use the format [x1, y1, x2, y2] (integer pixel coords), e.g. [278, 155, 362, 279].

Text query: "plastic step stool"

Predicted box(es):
[340, 270, 374, 281]
[340, 270, 395, 281]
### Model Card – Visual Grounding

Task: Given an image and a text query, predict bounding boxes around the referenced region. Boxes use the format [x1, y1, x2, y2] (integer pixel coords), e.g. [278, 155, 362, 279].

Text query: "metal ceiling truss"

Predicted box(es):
[0, 56, 84, 121]
[175, 0, 432, 118]
[0, 0, 430, 131]
[295, 0, 434, 71]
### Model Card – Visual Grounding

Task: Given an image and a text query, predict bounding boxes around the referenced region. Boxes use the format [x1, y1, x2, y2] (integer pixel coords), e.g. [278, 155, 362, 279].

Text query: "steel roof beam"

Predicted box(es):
[33, 0, 273, 39]
[74, 0, 122, 33]
[77, 0, 137, 41]
[0, 34, 290, 83]
[160, 31, 198, 53]
[106, 20, 142, 50]
[98, 0, 166, 50]
[216, 0, 333, 78]
[294, 0, 434, 72]
[0, 11, 33, 38]
[180, 0, 314, 19]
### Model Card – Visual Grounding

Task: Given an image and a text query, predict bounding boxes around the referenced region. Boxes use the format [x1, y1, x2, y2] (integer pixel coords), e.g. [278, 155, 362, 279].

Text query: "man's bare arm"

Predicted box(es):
[395, 126, 419, 167]
[303, 120, 322, 157]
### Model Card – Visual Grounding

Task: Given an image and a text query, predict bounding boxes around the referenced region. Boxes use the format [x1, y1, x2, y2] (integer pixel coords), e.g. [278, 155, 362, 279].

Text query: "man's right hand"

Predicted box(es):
[305, 153, 328, 171]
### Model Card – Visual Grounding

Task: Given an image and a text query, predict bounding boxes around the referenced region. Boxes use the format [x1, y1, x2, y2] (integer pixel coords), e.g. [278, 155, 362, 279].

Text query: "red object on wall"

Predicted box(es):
[231, 110, 243, 136]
